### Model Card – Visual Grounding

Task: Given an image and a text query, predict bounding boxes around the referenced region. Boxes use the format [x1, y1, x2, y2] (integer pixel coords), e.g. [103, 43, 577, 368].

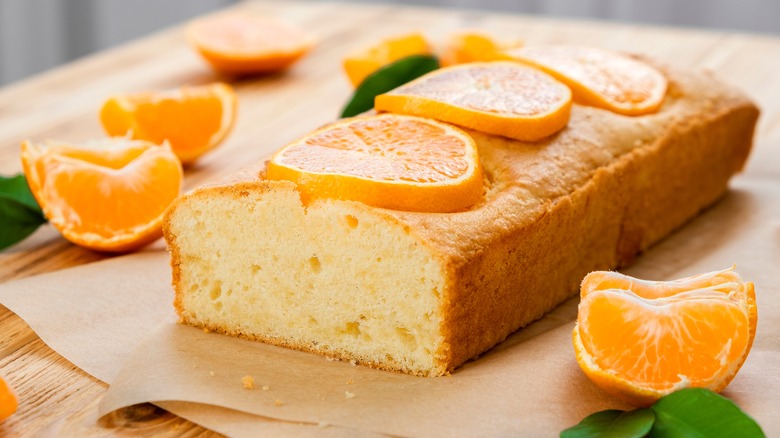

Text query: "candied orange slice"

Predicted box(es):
[439, 30, 520, 66]
[502, 45, 667, 116]
[21, 138, 183, 252]
[573, 268, 757, 407]
[375, 61, 572, 141]
[186, 13, 315, 74]
[100, 83, 236, 165]
[343, 32, 431, 87]
[266, 114, 482, 213]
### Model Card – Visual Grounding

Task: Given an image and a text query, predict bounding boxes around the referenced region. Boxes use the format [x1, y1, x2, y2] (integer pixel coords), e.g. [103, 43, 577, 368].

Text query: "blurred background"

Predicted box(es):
[1, 0, 779, 86]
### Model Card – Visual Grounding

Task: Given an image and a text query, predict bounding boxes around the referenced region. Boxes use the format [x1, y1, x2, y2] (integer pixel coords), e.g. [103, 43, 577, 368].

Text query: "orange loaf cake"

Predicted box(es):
[163, 60, 758, 376]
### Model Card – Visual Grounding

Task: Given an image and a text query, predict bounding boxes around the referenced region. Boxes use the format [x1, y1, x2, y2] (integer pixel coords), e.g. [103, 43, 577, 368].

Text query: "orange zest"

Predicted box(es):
[266, 114, 482, 213]
[501, 45, 667, 116]
[100, 83, 236, 164]
[375, 61, 572, 142]
[573, 267, 757, 407]
[186, 12, 315, 74]
[439, 30, 521, 67]
[0, 376, 17, 422]
[343, 32, 431, 87]
[21, 138, 183, 252]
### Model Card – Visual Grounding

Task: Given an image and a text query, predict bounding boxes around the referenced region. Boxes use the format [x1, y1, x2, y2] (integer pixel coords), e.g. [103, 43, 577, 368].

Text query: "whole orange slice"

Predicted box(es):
[186, 12, 315, 74]
[21, 138, 183, 252]
[375, 62, 572, 142]
[343, 32, 431, 87]
[573, 268, 757, 407]
[100, 83, 236, 165]
[502, 45, 668, 116]
[266, 114, 482, 213]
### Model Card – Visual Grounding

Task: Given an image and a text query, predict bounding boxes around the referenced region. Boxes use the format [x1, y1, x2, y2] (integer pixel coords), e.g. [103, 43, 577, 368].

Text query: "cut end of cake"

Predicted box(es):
[164, 179, 451, 376]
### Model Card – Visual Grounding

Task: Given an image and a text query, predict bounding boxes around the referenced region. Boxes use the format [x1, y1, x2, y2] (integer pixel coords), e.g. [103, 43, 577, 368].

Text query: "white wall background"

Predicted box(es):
[1, 0, 779, 86]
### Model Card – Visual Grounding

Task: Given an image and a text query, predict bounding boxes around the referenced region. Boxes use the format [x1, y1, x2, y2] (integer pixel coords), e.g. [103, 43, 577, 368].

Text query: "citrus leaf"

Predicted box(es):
[0, 195, 47, 251]
[0, 173, 42, 214]
[650, 388, 765, 438]
[340, 55, 439, 118]
[561, 409, 655, 438]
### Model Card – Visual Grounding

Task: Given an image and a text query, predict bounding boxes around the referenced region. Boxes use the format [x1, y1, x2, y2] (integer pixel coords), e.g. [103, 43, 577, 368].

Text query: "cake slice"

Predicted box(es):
[163, 62, 757, 376]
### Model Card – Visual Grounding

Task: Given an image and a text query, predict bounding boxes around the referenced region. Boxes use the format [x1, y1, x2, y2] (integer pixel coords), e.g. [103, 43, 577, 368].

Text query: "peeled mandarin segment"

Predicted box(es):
[20, 139, 183, 252]
[501, 45, 667, 116]
[99, 83, 237, 164]
[266, 114, 482, 213]
[573, 268, 757, 407]
[186, 13, 314, 73]
[375, 62, 572, 142]
[343, 33, 431, 87]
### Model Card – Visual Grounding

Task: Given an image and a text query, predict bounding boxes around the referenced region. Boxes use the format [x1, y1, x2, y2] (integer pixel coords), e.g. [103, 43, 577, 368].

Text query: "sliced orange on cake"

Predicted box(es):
[266, 114, 482, 213]
[375, 61, 572, 142]
[573, 268, 757, 407]
[186, 12, 315, 74]
[343, 32, 431, 87]
[502, 45, 668, 116]
[21, 138, 183, 252]
[100, 83, 237, 164]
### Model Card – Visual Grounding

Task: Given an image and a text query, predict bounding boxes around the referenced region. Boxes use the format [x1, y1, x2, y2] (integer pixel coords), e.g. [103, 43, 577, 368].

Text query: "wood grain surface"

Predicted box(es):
[1, 0, 779, 435]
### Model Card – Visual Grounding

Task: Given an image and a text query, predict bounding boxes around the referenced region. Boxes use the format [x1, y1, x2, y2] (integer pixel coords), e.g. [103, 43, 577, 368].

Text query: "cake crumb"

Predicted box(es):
[349, 359, 357, 366]
[202, 327, 211, 333]
[346, 379, 353, 385]
[317, 421, 330, 428]
[274, 399, 284, 406]
[242, 375, 255, 390]
[262, 385, 270, 391]
[208, 371, 215, 377]
[325, 356, 337, 362]
[345, 390, 355, 399]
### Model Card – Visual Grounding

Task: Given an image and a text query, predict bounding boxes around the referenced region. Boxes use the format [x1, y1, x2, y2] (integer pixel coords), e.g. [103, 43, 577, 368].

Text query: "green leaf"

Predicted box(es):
[0, 174, 43, 214]
[340, 55, 440, 118]
[0, 195, 48, 251]
[651, 388, 765, 438]
[561, 409, 655, 438]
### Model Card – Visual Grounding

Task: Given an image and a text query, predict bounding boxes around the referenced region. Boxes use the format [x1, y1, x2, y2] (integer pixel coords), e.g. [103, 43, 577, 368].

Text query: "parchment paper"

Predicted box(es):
[1, 175, 779, 436]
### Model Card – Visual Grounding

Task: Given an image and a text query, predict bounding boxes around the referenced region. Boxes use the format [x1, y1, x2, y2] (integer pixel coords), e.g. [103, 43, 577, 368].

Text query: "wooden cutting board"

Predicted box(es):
[1, 0, 780, 435]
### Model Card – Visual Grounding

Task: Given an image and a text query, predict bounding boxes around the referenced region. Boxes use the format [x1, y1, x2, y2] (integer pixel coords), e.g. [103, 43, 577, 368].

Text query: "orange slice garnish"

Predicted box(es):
[186, 13, 315, 74]
[266, 114, 482, 213]
[573, 268, 757, 407]
[343, 33, 431, 87]
[21, 138, 183, 252]
[502, 45, 668, 116]
[375, 61, 572, 142]
[100, 83, 237, 165]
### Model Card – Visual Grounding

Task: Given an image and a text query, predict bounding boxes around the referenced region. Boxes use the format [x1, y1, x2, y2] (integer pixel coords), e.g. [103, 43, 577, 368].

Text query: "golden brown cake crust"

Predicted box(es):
[164, 60, 758, 376]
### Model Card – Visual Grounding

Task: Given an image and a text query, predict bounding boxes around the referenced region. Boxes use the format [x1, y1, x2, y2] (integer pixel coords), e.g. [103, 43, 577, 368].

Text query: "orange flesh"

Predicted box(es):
[191, 15, 309, 55]
[281, 117, 470, 183]
[130, 96, 223, 154]
[391, 63, 569, 116]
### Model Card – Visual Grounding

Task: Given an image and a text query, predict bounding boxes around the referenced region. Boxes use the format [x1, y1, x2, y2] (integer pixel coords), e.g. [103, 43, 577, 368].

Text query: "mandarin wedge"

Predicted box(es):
[0, 376, 17, 422]
[100, 83, 236, 164]
[343, 32, 431, 87]
[187, 12, 315, 74]
[573, 268, 757, 407]
[502, 45, 668, 116]
[266, 114, 482, 213]
[375, 62, 572, 142]
[439, 30, 520, 67]
[21, 138, 183, 252]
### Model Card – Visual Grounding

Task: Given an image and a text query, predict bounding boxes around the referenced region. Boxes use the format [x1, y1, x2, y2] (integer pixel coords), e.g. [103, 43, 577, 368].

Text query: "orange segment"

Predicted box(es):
[573, 268, 757, 407]
[0, 376, 17, 422]
[266, 114, 482, 213]
[100, 83, 236, 164]
[343, 33, 431, 87]
[375, 61, 572, 142]
[21, 138, 183, 252]
[186, 12, 315, 74]
[502, 45, 668, 116]
[439, 31, 521, 67]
